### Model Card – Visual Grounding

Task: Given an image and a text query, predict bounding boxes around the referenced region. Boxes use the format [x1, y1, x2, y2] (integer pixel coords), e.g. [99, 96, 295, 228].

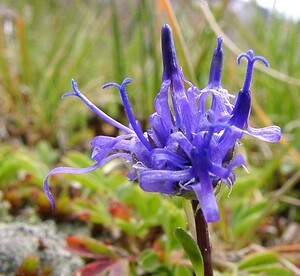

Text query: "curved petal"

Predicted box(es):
[245, 124, 281, 142]
[186, 87, 198, 115]
[44, 153, 131, 209]
[209, 163, 230, 179]
[211, 90, 233, 121]
[44, 162, 102, 209]
[139, 168, 194, 194]
[167, 132, 193, 157]
[227, 154, 247, 169]
[149, 113, 168, 147]
[151, 148, 189, 169]
[91, 134, 134, 152]
[91, 134, 134, 162]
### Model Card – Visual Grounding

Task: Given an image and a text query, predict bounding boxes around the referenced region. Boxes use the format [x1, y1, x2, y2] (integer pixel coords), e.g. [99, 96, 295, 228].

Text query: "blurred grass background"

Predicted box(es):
[0, 0, 299, 274]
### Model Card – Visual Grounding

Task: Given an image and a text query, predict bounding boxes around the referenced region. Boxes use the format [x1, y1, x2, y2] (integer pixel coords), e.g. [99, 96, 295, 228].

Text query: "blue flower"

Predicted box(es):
[44, 24, 281, 223]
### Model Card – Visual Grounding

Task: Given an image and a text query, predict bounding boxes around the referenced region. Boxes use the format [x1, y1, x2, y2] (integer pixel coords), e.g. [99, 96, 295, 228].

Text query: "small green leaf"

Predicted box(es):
[174, 264, 193, 276]
[162, 201, 186, 253]
[174, 227, 204, 276]
[232, 200, 268, 237]
[18, 255, 40, 274]
[73, 198, 112, 225]
[66, 236, 118, 259]
[138, 249, 162, 273]
[238, 251, 278, 269]
[243, 264, 294, 276]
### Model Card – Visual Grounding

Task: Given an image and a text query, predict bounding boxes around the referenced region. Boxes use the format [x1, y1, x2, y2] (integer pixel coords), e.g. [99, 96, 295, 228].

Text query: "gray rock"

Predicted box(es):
[0, 221, 84, 275]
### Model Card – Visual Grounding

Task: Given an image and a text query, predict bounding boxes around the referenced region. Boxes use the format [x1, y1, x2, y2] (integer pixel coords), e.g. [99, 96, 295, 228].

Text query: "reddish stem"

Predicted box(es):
[192, 200, 213, 276]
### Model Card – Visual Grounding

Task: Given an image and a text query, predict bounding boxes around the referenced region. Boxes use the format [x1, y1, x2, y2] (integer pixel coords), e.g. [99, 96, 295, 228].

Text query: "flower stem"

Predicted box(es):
[182, 198, 197, 241]
[192, 200, 213, 276]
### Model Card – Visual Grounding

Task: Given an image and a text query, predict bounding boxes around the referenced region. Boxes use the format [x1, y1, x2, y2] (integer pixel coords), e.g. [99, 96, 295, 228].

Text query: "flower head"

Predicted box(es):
[44, 24, 281, 223]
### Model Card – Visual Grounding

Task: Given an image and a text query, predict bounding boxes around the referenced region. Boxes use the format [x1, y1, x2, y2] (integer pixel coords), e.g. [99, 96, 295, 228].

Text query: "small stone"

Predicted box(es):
[0, 221, 84, 275]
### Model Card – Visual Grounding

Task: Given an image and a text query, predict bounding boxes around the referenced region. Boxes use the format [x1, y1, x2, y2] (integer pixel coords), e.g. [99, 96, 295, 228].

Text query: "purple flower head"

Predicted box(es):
[44, 24, 281, 223]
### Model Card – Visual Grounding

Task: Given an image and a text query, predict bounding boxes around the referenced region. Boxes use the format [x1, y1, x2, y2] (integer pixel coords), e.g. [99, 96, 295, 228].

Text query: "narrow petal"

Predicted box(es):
[161, 24, 192, 137]
[206, 36, 223, 89]
[64, 80, 133, 134]
[228, 89, 251, 129]
[149, 113, 168, 147]
[191, 178, 220, 223]
[154, 79, 173, 132]
[103, 79, 153, 151]
[161, 24, 179, 79]
[186, 87, 198, 115]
